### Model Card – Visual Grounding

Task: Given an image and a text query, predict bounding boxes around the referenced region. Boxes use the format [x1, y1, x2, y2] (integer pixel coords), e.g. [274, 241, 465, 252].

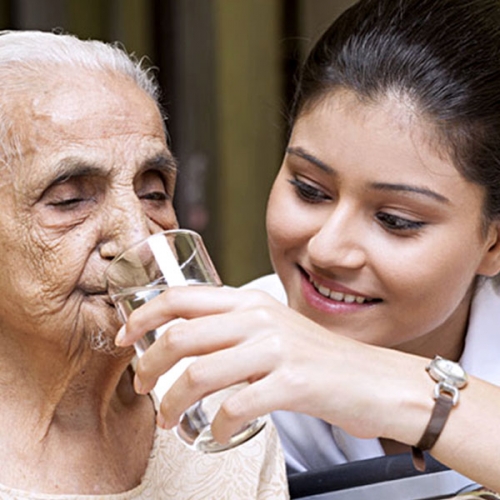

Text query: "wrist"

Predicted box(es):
[373, 354, 434, 444]
[411, 356, 468, 471]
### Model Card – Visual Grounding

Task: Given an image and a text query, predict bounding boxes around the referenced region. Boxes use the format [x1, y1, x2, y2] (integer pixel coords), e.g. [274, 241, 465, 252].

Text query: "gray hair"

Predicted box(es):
[0, 30, 159, 99]
[0, 30, 162, 168]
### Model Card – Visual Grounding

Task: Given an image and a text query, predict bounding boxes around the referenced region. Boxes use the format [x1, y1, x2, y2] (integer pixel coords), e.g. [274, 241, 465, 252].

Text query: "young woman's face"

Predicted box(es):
[266, 91, 500, 358]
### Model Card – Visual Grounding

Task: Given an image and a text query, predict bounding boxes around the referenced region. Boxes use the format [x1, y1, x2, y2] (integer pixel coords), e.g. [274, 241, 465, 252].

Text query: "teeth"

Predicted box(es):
[310, 278, 371, 304]
[330, 291, 344, 301]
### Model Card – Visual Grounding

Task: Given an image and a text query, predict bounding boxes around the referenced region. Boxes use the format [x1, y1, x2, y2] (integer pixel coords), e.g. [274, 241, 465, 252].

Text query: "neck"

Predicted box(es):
[398, 286, 473, 361]
[0, 334, 156, 494]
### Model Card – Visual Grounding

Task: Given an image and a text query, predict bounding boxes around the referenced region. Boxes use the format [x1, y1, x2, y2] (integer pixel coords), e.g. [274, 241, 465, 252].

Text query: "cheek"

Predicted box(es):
[141, 198, 179, 231]
[20, 240, 80, 300]
[0, 256, 74, 335]
[379, 241, 480, 326]
[266, 182, 300, 264]
[155, 205, 178, 231]
[267, 181, 332, 275]
[12, 225, 97, 310]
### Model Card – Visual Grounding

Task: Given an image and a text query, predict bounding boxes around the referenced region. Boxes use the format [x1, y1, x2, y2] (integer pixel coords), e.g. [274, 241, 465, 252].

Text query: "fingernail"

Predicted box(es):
[134, 376, 144, 394]
[115, 326, 126, 346]
[157, 413, 167, 429]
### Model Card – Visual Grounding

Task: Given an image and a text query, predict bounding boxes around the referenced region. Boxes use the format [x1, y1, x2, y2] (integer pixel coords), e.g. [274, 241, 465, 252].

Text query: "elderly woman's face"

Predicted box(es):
[0, 68, 177, 356]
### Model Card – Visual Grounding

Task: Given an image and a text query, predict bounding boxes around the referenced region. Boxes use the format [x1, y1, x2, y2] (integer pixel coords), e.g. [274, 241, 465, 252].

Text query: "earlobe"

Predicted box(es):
[478, 221, 500, 277]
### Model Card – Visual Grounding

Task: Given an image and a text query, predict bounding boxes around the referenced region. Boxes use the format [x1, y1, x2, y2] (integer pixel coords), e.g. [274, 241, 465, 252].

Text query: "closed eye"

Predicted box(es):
[50, 197, 87, 207]
[140, 191, 169, 202]
[44, 179, 97, 212]
[136, 170, 171, 205]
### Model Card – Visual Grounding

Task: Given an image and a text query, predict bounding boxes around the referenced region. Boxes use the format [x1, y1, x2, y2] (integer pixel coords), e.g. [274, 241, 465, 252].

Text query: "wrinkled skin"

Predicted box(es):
[0, 66, 177, 492]
[0, 69, 176, 357]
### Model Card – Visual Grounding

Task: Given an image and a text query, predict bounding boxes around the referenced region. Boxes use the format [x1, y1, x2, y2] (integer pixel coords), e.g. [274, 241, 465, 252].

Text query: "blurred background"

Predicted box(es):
[0, 0, 356, 286]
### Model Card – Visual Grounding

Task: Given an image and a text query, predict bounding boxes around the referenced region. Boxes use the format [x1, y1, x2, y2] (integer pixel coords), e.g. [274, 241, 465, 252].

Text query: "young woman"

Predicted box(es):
[117, 0, 500, 495]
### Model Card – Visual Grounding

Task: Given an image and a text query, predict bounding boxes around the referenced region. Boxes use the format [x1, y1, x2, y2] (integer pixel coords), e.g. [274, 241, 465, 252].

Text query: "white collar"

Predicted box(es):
[460, 280, 500, 382]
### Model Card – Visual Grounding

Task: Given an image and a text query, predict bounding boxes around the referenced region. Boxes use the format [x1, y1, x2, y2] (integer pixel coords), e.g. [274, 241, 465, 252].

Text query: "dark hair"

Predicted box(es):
[291, 0, 500, 222]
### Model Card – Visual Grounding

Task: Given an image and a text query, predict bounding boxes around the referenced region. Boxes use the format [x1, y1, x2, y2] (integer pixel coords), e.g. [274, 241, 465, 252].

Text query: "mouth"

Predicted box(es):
[302, 268, 381, 305]
[83, 290, 115, 307]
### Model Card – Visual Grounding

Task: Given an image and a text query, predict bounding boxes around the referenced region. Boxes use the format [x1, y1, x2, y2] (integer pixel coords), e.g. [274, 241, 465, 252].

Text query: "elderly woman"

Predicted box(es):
[0, 30, 287, 499]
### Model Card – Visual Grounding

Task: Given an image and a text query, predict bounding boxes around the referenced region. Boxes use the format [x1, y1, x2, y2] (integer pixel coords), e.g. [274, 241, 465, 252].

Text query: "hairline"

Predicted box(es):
[294, 84, 495, 233]
[0, 30, 165, 173]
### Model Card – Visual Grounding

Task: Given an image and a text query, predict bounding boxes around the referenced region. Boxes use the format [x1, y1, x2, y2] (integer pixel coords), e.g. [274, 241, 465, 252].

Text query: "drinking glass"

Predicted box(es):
[105, 229, 266, 452]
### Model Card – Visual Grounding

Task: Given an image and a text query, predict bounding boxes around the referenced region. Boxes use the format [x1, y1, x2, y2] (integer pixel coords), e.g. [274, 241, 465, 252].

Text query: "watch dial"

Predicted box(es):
[436, 358, 467, 384]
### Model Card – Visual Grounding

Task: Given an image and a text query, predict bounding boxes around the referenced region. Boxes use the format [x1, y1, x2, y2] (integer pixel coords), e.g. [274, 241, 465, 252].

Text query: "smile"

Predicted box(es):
[309, 277, 376, 304]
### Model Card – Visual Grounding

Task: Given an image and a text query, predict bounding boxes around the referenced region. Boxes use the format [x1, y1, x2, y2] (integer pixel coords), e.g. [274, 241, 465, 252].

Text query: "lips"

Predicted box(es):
[80, 287, 115, 307]
[309, 278, 376, 304]
[302, 268, 381, 305]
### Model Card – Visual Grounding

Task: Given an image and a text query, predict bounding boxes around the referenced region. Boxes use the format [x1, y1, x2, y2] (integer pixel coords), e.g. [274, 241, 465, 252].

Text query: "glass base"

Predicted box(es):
[175, 412, 267, 453]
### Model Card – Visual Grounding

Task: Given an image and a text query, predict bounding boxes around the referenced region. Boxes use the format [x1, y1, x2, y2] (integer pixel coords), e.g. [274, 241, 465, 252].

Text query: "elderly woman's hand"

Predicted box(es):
[115, 286, 430, 446]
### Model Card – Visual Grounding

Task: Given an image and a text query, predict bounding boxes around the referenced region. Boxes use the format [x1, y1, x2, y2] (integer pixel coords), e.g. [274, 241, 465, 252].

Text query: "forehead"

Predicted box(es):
[307, 89, 451, 159]
[31, 67, 163, 143]
[294, 90, 456, 174]
[6, 66, 168, 182]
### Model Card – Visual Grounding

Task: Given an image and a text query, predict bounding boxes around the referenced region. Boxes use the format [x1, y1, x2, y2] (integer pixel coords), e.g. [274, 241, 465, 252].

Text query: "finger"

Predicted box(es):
[210, 375, 286, 444]
[119, 286, 221, 346]
[156, 340, 273, 429]
[133, 311, 254, 392]
[118, 287, 274, 346]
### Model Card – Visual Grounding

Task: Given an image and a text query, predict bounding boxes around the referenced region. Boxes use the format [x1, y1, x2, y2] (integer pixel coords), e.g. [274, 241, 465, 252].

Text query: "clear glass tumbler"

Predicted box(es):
[105, 229, 266, 452]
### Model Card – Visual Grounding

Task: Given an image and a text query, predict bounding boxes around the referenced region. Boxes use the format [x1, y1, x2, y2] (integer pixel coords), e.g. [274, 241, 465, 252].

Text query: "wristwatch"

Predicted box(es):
[411, 356, 468, 471]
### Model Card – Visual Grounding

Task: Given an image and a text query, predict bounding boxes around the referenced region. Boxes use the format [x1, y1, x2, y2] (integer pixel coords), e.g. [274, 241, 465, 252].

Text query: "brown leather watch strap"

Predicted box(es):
[411, 391, 454, 472]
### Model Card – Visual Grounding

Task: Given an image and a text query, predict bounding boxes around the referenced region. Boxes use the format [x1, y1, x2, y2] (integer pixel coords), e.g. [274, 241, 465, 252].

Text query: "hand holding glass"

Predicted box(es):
[105, 229, 266, 452]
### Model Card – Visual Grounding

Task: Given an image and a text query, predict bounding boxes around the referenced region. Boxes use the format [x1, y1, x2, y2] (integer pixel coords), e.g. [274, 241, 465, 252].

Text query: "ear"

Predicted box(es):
[477, 220, 500, 277]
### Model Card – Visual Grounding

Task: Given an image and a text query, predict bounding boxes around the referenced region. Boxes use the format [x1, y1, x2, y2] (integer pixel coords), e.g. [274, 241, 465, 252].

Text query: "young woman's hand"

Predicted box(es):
[115, 286, 429, 446]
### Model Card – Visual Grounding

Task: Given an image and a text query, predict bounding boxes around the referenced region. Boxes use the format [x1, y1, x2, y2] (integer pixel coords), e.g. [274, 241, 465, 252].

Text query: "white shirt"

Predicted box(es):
[244, 274, 500, 479]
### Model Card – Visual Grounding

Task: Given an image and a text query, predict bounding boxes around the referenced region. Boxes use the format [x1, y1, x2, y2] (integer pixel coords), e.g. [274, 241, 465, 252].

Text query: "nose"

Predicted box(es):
[307, 204, 367, 271]
[99, 195, 159, 261]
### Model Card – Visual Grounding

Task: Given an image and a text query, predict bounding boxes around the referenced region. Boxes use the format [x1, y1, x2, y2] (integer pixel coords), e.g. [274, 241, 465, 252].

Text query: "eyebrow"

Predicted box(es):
[286, 146, 449, 203]
[49, 152, 178, 186]
[371, 182, 450, 203]
[286, 146, 334, 174]
[142, 153, 178, 175]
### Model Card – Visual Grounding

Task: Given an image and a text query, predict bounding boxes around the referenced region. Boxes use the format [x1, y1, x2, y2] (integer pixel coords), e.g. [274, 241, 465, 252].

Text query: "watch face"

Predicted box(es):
[431, 356, 468, 387]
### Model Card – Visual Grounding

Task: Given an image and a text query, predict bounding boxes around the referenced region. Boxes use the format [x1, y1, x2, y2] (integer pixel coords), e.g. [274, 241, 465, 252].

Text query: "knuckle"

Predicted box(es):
[219, 394, 247, 422]
[246, 304, 277, 328]
[239, 289, 273, 309]
[160, 322, 185, 352]
[135, 355, 151, 377]
[184, 361, 209, 389]
[277, 366, 308, 396]
[253, 325, 285, 359]
[266, 334, 285, 358]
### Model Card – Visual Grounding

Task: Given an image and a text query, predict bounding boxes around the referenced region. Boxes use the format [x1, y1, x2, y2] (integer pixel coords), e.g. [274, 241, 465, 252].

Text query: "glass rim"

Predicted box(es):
[104, 228, 204, 285]
[106, 228, 201, 267]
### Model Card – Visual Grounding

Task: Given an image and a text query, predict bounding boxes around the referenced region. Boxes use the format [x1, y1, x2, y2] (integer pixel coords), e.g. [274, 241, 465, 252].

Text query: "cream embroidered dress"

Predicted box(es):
[0, 423, 289, 499]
